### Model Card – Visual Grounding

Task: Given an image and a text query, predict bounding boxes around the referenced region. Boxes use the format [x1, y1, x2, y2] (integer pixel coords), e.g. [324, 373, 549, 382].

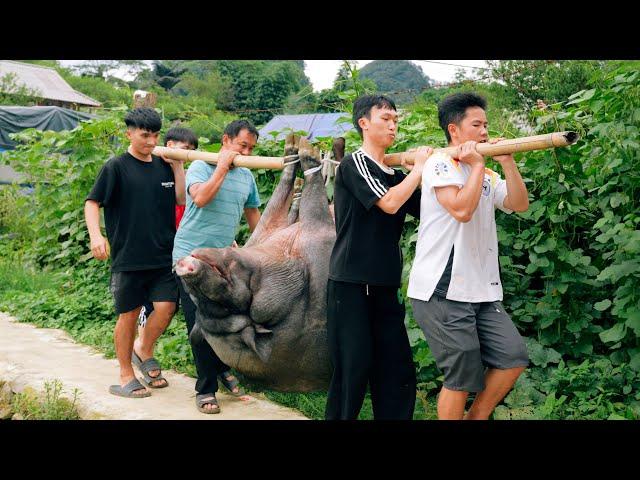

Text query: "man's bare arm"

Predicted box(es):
[244, 207, 261, 232]
[190, 151, 237, 208]
[84, 200, 109, 260]
[376, 146, 433, 214]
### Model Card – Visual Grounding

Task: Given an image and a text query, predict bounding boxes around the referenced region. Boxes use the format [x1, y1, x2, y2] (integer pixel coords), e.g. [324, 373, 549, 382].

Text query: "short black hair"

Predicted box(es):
[437, 92, 487, 143]
[223, 119, 259, 140]
[124, 107, 162, 132]
[165, 127, 198, 149]
[352, 94, 397, 138]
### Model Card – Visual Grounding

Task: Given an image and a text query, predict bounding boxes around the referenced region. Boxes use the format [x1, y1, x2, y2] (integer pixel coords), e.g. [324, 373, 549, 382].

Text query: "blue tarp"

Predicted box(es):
[259, 113, 354, 141]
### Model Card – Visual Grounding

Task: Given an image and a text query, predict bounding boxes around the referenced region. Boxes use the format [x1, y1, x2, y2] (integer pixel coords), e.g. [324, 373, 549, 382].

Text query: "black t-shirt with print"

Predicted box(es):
[329, 148, 421, 287]
[86, 152, 176, 272]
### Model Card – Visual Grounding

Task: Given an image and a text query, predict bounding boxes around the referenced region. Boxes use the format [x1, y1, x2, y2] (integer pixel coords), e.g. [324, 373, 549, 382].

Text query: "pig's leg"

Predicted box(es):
[297, 138, 333, 228]
[245, 134, 300, 247]
[287, 177, 304, 225]
[332, 137, 345, 163]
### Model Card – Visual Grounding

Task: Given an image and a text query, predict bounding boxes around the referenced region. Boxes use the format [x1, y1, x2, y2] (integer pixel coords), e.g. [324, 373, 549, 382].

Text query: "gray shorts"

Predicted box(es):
[410, 295, 529, 393]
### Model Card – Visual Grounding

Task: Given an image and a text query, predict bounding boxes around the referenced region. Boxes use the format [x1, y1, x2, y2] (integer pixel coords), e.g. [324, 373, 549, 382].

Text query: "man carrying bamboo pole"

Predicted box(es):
[407, 92, 530, 420]
[325, 94, 433, 420]
[172, 119, 261, 414]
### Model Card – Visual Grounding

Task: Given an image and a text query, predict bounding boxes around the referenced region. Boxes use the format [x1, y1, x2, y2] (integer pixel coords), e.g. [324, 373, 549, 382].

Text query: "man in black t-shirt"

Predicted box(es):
[84, 108, 186, 398]
[325, 95, 433, 420]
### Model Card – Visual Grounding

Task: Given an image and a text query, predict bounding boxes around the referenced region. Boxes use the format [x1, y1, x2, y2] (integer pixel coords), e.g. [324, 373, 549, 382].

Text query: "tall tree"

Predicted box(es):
[216, 60, 310, 124]
[487, 60, 607, 110]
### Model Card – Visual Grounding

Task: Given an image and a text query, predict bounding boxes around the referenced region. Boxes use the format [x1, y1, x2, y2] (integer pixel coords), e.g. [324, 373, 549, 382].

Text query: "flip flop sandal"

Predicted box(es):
[109, 378, 151, 398]
[196, 393, 220, 414]
[218, 370, 245, 397]
[132, 350, 169, 389]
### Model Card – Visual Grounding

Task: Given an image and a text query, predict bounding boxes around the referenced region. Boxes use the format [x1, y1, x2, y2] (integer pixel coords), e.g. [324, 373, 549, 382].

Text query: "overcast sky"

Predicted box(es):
[58, 60, 489, 91]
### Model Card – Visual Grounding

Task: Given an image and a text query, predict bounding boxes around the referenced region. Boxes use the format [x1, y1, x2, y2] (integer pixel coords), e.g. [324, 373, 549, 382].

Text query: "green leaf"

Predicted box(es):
[593, 299, 612, 311]
[527, 340, 562, 368]
[624, 309, 640, 335]
[629, 349, 640, 373]
[598, 323, 627, 344]
[607, 413, 627, 420]
[566, 88, 596, 105]
[534, 256, 550, 268]
[407, 328, 424, 347]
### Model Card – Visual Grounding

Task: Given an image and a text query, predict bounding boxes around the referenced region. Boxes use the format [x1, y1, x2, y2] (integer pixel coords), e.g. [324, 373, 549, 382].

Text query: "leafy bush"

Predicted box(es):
[1, 114, 125, 267]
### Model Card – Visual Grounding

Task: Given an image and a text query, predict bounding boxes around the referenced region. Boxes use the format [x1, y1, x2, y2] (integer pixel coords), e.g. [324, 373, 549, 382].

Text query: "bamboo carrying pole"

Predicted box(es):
[153, 131, 579, 170]
[383, 131, 579, 167]
[152, 146, 285, 169]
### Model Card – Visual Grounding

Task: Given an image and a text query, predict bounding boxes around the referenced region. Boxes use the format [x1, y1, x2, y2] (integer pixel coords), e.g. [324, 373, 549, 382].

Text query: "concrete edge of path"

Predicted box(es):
[0, 311, 308, 420]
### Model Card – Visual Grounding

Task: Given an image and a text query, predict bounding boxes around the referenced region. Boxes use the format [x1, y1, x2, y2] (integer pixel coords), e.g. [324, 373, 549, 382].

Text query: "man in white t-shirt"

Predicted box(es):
[407, 92, 530, 420]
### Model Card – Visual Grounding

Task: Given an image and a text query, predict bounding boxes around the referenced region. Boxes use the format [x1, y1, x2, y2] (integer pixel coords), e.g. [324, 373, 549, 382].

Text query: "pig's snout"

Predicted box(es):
[175, 256, 198, 276]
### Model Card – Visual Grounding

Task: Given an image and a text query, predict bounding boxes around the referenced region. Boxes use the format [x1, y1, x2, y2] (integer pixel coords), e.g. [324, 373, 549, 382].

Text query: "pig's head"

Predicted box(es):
[174, 244, 309, 367]
[175, 247, 254, 317]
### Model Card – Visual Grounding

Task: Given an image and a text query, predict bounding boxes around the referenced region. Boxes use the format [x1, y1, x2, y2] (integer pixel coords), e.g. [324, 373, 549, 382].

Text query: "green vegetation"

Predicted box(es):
[1, 380, 81, 420]
[1, 60, 639, 419]
[0, 72, 41, 106]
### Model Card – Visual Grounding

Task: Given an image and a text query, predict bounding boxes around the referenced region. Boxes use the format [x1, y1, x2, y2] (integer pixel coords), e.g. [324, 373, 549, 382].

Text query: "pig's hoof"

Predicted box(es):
[298, 138, 321, 171]
[285, 133, 300, 156]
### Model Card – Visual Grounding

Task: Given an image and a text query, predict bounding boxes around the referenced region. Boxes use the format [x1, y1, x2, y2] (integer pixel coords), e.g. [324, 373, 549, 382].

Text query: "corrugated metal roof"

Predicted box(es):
[259, 112, 354, 141]
[0, 60, 101, 107]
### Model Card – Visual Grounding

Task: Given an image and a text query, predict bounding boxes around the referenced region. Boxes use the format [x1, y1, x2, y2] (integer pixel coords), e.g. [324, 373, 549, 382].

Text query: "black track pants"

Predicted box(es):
[177, 276, 230, 395]
[325, 280, 416, 420]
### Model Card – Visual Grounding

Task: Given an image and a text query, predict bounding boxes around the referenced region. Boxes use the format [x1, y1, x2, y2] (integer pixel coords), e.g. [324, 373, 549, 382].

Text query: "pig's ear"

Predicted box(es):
[241, 325, 273, 363]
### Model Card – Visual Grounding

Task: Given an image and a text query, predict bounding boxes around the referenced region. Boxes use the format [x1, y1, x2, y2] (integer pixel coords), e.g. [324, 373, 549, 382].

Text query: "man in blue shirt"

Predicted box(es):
[173, 119, 261, 414]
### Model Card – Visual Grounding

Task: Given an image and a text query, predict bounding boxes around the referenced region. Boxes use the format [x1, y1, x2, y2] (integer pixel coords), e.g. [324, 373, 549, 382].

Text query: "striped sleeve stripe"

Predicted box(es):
[353, 151, 387, 198]
[356, 151, 388, 197]
[358, 151, 389, 197]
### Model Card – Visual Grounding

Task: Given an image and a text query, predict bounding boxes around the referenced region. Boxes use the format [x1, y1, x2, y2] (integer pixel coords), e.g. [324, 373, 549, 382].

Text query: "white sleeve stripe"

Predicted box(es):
[353, 152, 383, 198]
[355, 151, 388, 197]
[374, 177, 388, 194]
[356, 152, 389, 194]
[353, 151, 386, 198]
[362, 159, 389, 197]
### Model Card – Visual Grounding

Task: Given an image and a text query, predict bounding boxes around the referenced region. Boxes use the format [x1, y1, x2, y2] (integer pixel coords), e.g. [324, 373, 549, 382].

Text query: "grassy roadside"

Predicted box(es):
[0, 258, 437, 420]
[1, 379, 81, 420]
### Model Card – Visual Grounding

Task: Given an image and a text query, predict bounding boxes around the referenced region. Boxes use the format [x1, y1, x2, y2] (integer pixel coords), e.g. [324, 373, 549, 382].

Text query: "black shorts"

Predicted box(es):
[110, 267, 178, 314]
[411, 295, 529, 393]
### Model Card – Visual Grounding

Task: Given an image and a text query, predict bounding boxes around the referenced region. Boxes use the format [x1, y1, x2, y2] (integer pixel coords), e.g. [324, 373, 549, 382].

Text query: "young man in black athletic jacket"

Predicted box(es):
[325, 94, 433, 420]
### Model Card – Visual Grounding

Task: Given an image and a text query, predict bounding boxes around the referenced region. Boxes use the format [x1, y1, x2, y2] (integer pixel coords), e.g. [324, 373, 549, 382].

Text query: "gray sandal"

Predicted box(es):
[132, 350, 169, 388]
[109, 378, 151, 398]
[196, 393, 220, 414]
[218, 370, 245, 397]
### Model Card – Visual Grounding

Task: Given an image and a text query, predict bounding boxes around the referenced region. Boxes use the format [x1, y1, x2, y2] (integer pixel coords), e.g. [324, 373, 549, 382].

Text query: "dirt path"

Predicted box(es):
[0, 312, 307, 420]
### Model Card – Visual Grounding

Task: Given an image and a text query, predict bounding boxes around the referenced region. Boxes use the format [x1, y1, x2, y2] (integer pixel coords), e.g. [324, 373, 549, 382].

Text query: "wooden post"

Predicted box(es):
[133, 90, 157, 109]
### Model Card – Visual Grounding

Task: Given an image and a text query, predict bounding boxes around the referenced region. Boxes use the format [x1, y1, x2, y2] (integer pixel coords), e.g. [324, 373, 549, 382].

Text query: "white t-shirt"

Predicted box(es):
[407, 151, 513, 303]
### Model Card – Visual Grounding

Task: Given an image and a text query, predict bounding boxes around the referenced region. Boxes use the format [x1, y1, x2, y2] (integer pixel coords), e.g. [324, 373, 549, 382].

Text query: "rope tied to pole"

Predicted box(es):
[283, 154, 300, 166]
[303, 164, 324, 176]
